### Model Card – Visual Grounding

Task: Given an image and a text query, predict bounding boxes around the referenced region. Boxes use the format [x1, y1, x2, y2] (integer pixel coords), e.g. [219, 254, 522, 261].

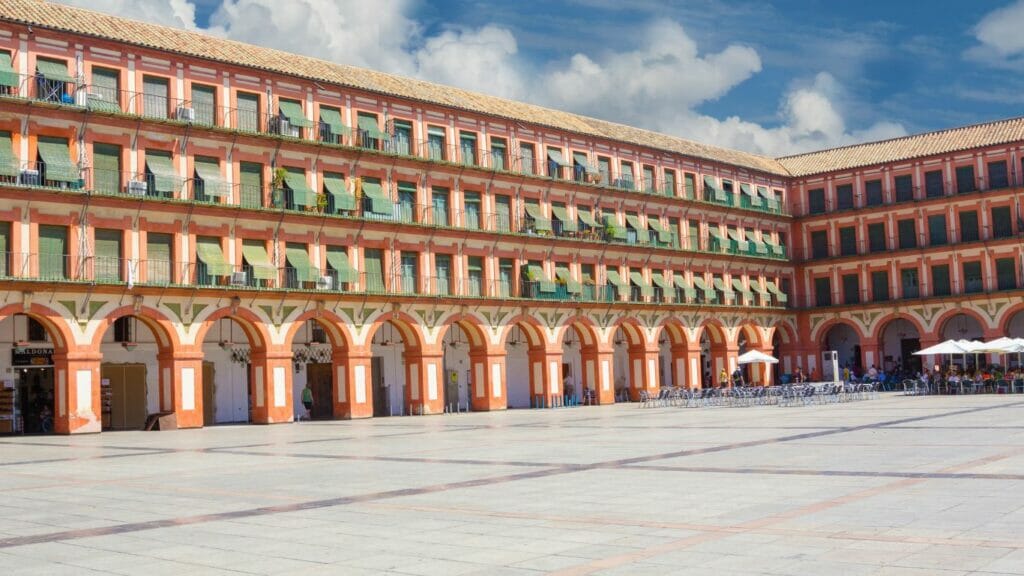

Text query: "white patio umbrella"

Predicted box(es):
[912, 339, 973, 356]
[737, 350, 779, 364]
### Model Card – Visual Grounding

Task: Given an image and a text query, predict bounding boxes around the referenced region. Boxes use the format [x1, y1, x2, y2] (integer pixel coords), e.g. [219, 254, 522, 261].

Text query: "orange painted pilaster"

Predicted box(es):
[673, 345, 702, 389]
[52, 351, 102, 435]
[469, 349, 507, 411]
[579, 346, 615, 404]
[333, 349, 373, 419]
[248, 351, 294, 424]
[527, 347, 562, 408]
[627, 345, 660, 400]
[157, 350, 204, 428]
[405, 348, 445, 415]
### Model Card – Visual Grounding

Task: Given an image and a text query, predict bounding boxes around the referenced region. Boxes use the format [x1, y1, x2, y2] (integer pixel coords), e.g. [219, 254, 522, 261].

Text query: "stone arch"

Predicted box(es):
[697, 319, 729, 346]
[819, 319, 864, 373]
[499, 313, 547, 349]
[810, 317, 868, 344]
[655, 317, 692, 348]
[1000, 303, 1024, 336]
[609, 316, 647, 348]
[436, 313, 490, 352]
[89, 305, 181, 352]
[735, 322, 765, 350]
[875, 314, 924, 375]
[935, 308, 989, 340]
[194, 306, 272, 353]
[0, 302, 75, 352]
[283, 309, 354, 351]
[364, 311, 426, 353]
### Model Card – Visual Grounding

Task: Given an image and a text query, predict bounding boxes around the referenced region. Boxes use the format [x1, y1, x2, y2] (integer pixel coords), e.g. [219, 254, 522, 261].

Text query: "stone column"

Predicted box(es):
[404, 347, 445, 415]
[469, 349, 507, 411]
[332, 348, 373, 419]
[157, 349, 204, 428]
[52, 351, 102, 434]
[579, 345, 615, 404]
[527, 346, 563, 408]
[248, 350, 294, 424]
[627, 344, 660, 400]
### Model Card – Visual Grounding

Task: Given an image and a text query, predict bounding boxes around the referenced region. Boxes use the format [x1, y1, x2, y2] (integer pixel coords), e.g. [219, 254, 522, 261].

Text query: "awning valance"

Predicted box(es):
[357, 115, 387, 139]
[361, 180, 393, 215]
[630, 272, 654, 297]
[38, 139, 79, 183]
[323, 174, 356, 211]
[546, 149, 570, 167]
[278, 100, 314, 128]
[550, 205, 578, 232]
[194, 158, 227, 197]
[555, 267, 582, 294]
[319, 107, 350, 136]
[241, 244, 277, 280]
[283, 170, 315, 207]
[524, 203, 552, 232]
[196, 239, 231, 276]
[36, 59, 74, 83]
[285, 245, 319, 283]
[325, 248, 358, 283]
[577, 209, 599, 228]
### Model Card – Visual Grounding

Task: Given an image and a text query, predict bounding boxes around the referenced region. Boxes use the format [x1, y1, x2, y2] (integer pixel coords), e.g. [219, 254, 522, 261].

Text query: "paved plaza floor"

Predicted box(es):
[1, 394, 1023, 575]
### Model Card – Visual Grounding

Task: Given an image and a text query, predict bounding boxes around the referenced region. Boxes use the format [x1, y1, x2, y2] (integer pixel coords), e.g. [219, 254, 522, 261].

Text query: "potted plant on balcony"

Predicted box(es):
[271, 167, 287, 208]
[604, 221, 620, 241]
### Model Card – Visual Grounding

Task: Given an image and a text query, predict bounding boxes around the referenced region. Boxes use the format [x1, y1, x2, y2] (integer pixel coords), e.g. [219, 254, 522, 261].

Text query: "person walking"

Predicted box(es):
[301, 384, 314, 420]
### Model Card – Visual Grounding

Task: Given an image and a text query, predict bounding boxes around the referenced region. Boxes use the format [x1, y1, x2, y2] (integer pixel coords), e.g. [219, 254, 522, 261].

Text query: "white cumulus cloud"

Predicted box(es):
[968, 0, 1024, 62]
[53, 0, 904, 157]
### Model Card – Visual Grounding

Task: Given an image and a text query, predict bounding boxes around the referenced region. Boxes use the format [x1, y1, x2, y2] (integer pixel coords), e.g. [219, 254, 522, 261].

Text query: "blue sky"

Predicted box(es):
[60, 0, 1024, 156]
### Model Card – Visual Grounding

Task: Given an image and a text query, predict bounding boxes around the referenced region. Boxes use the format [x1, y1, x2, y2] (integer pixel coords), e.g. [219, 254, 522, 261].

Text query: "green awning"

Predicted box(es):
[357, 115, 387, 139]
[278, 100, 314, 128]
[767, 281, 789, 303]
[546, 149, 570, 167]
[605, 269, 630, 298]
[603, 214, 627, 239]
[0, 132, 18, 177]
[746, 231, 768, 254]
[319, 107, 350, 136]
[732, 278, 753, 300]
[361, 180, 393, 215]
[286, 245, 319, 283]
[740, 183, 753, 196]
[526, 265, 556, 293]
[283, 171, 315, 207]
[757, 185, 770, 198]
[647, 218, 673, 243]
[555, 267, 582, 294]
[750, 281, 769, 296]
[703, 175, 717, 194]
[0, 52, 17, 88]
[578, 209, 599, 228]
[323, 174, 356, 211]
[714, 278, 735, 303]
[194, 159, 227, 196]
[630, 272, 654, 297]
[674, 274, 697, 299]
[524, 203, 552, 232]
[196, 239, 231, 276]
[625, 214, 643, 231]
[651, 273, 672, 290]
[326, 248, 358, 283]
[86, 93, 122, 113]
[145, 152, 177, 193]
[36, 59, 73, 83]
[241, 244, 277, 280]
[550, 206, 577, 232]
[37, 139, 79, 182]
[693, 276, 716, 300]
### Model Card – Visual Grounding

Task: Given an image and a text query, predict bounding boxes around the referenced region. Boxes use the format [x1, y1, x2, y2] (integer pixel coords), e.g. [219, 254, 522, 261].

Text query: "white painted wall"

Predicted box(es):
[441, 341, 471, 409]
[560, 343, 582, 396]
[370, 341, 406, 415]
[658, 338, 673, 388]
[613, 341, 630, 391]
[505, 344, 530, 408]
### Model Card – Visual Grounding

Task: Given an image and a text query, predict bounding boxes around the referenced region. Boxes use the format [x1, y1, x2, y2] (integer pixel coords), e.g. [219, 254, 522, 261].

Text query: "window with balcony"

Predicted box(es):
[88, 66, 121, 113]
[991, 206, 1013, 238]
[490, 137, 507, 170]
[989, 160, 1009, 189]
[92, 143, 122, 195]
[897, 219, 917, 249]
[466, 256, 484, 297]
[239, 162, 263, 208]
[901, 268, 919, 299]
[142, 75, 170, 119]
[839, 226, 857, 256]
[836, 184, 854, 210]
[191, 83, 216, 126]
[239, 239, 274, 287]
[37, 136, 78, 187]
[144, 149, 177, 198]
[896, 174, 915, 201]
[323, 172, 354, 215]
[459, 131, 477, 166]
[867, 222, 886, 252]
[0, 222, 9, 277]
[959, 211, 979, 242]
[572, 151, 590, 182]
[924, 170, 944, 198]
[865, 179, 883, 206]
[810, 230, 829, 259]
[683, 172, 696, 198]
[325, 246, 357, 290]
[38, 225, 68, 279]
[664, 169, 676, 197]
[519, 143, 535, 175]
[195, 236, 229, 285]
[642, 165, 655, 192]
[932, 264, 950, 296]
[145, 233, 172, 284]
[551, 202, 576, 236]
[814, 277, 832, 306]
[494, 194, 511, 232]
[842, 274, 860, 304]
[34, 57, 74, 104]
[396, 182, 416, 223]
[463, 191, 481, 230]
[400, 252, 419, 293]
[547, 147, 569, 179]
[363, 249, 385, 292]
[963, 261, 983, 293]
[431, 187, 449, 227]
[392, 120, 412, 155]
[434, 254, 452, 295]
[284, 243, 318, 288]
[236, 91, 260, 133]
[427, 126, 446, 161]
[318, 105, 348, 145]
[193, 156, 226, 203]
[871, 271, 889, 301]
[618, 161, 635, 190]
[279, 167, 315, 211]
[928, 214, 947, 245]
[688, 219, 700, 250]
[356, 112, 385, 150]
[996, 258, 1017, 291]
[956, 165, 976, 194]
[93, 229, 122, 282]
[498, 258, 513, 297]
[597, 156, 610, 185]
[807, 187, 826, 214]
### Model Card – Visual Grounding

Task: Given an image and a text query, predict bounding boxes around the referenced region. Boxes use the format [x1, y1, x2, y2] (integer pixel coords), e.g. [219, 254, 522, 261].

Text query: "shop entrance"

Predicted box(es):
[307, 362, 333, 420]
[16, 367, 54, 434]
[100, 364, 147, 431]
[371, 356, 389, 417]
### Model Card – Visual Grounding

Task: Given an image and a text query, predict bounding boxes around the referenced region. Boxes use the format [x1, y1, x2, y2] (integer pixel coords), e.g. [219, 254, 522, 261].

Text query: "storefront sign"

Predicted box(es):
[11, 347, 54, 367]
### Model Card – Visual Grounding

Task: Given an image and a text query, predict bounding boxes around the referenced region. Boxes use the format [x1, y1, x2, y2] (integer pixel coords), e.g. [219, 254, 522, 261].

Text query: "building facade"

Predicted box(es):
[0, 0, 1018, 434]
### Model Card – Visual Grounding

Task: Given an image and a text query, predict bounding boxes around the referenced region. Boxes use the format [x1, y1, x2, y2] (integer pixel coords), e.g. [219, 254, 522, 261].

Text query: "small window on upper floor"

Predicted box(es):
[0, 50, 17, 96]
[427, 125, 447, 161]
[807, 188, 826, 214]
[459, 131, 477, 166]
[836, 184, 854, 210]
[34, 57, 74, 104]
[988, 160, 1009, 190]
[956, 165, 976, 194]
[87, 66, 121, 113]
[141, 75, 170, 119]
[235, 91, 261, 133]
[190, 83, 217, 126]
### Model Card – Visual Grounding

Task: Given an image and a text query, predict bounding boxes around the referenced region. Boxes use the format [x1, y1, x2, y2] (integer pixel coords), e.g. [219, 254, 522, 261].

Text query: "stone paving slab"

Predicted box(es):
[1, 393, 1023, 575]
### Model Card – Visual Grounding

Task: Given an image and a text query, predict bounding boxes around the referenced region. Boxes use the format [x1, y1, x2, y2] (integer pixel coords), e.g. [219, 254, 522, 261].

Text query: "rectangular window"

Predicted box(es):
[996, 258, 1017, 291]
[89, 66, 121, 110]
[842, 274, 859, 305]
[463, 191, 481, 230]
[836, 184, 854, 210]
[547, 146, 567, 179]
[519, 143, 535, 175]
[597, 156, 610, 185]
[494, 194, 511, 232]
[618, 161, 635, 190]
[434, 254, 451, 295]
[896, 174, 914, 201]
[989, 160, 1009, 189]
[459, 131, 477, 166]
[356, 112, 383, 150]
[663, 169, 676, 196]
[94, 229, 122, 282]
[868, 222, 886, 252]
[400, 253, 419, 293]
[392, 120, 413, 155]
[142, 75, 169, 119]
[92, 142, 121, 195]
[865, 179, 883, 206]
[932, 264, 951, 296]
[191, 83, 216, 126]
[490, 137, 507, 171]
[901, 268, 919, 299]
[810, 230, 829, 259]
[959, 211, 979, 242]
[642, 165, 655, 192]
[814, 277, 832, 307]
[924, 170, 943, 198]
[871, 270, 889, 301]
[688, 219, 700, 250]
[38, 224, 68, 280]
[467, 256, 483, 297]
[807, 188, 826, 214]
[273, 97, 307, 137]
[498, 258, 513, 296]
[363, 249, 384, 292]
[427, 126, 446, 161]
[236, 91, 260, 133]
[927, 214, 947, 245]
[963, 261, 983, 293]
[897, 219, 917, 249]
[956, 165, 976, 193]
[683, 173, 695, 198]
[396, 182, 416, 222]
[839, 226, 857, 256]
[239, 162, 263, 208]
[319, 106, 347, 145]
[991, 206, 1012, 238]
[145, 232, 172, 284]
[34, 57, 72, 104]
[431, 187, 449, 227]
[0, 221, 9, 277]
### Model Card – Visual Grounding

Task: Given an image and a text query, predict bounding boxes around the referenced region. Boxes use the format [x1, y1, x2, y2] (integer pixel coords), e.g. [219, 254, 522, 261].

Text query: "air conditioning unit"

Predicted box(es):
[126, 180, 147, 196]
[229, 271, 247, 286]
[19, 169, 40, 186]
[175, 105, 195, 122]
[277, 117, 291, 136]
[316, 275, 333, 291]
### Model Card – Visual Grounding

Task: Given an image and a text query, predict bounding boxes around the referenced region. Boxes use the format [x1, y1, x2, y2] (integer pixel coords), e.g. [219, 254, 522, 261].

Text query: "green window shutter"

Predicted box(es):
[277, 99, 313, 128]
[196, 237, 231, 277]
[363, 249, 384, 291]
[286, 243, 319, 283]
[326, 246, 358, 283]
[664, 170, 675, 196]
[37, 137, 79, 183]
[240, 241, 276, 281]
[89, 67, 120, 110]
[92, 143, 121, 194]
[94, 229, 121, 281]
[145, 150, 178, 195]
[194, 156, 227, 198]
[191, 84, 216, 126]
[319, 106, 349, 137]
[38, 225, 67, 279]
[36, 58, 73, 82]
[361, 179, 393, 215]
[236, 92, 260, 132]
[283, 169, 315, 207]
[0, 51, 17, 88]
[684, 173, 695, 198]
[524, 202, 551, 232]
[550, 205, 577, 233]
[142, 76, 169, 118]
[928, 215, 947, 245]
[239, 162, 263, 208]
[0, 130, 18, 177]
[494, 195, 511, 231]
[357, 113, 387, 139]
[323, 172, 355, 212]
[932, 265, 950, 296]
[146, 233, 172, 284]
